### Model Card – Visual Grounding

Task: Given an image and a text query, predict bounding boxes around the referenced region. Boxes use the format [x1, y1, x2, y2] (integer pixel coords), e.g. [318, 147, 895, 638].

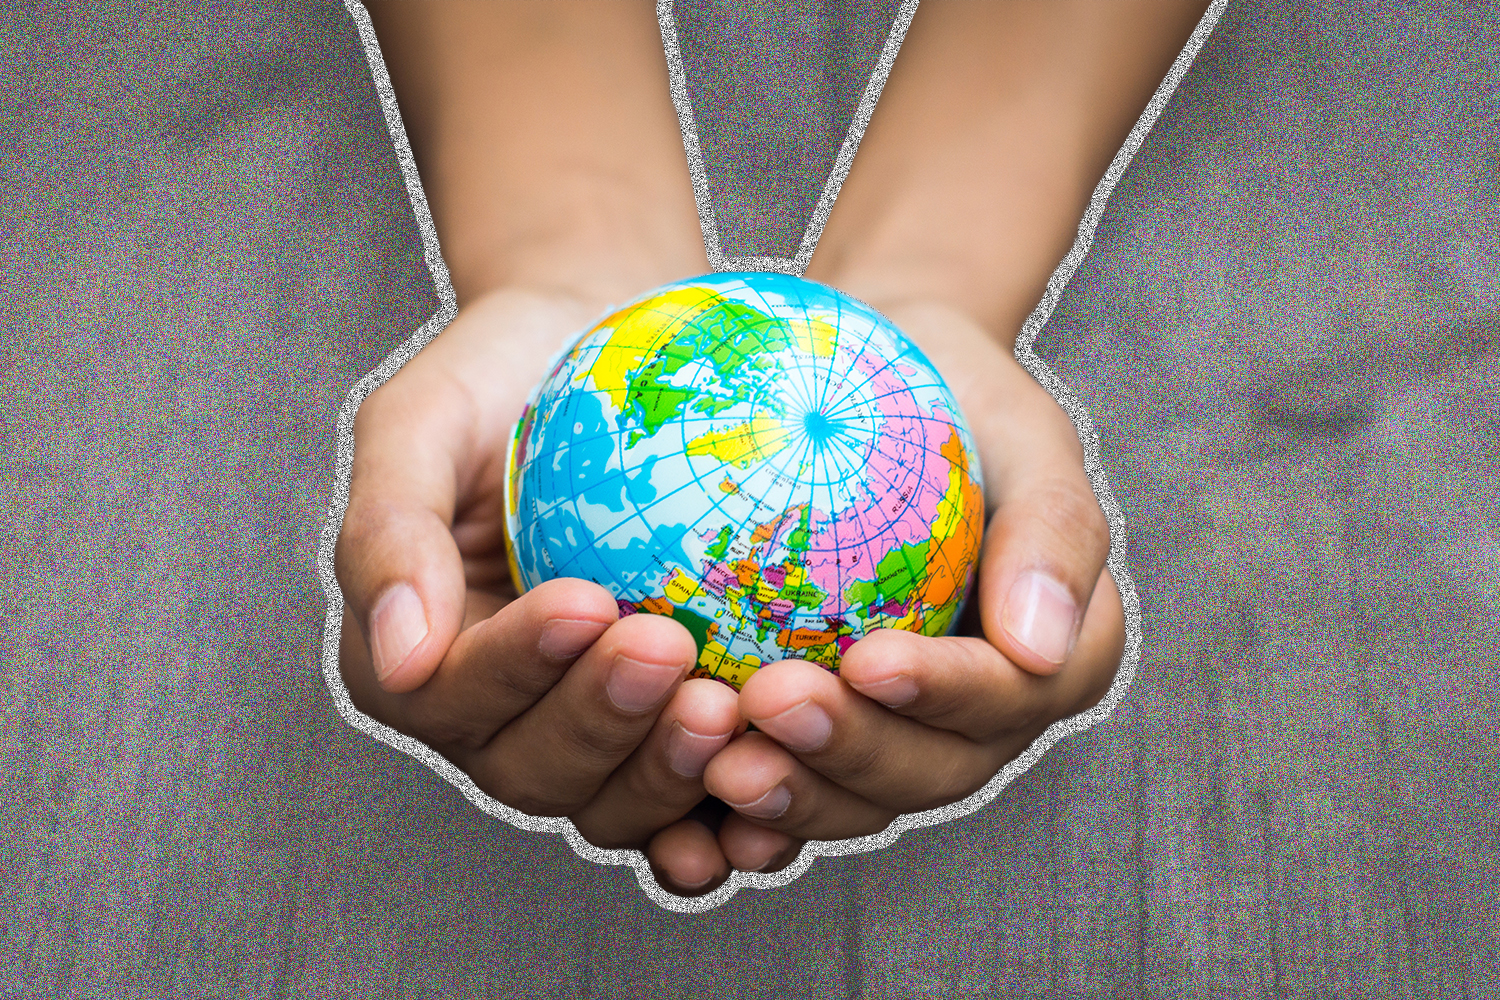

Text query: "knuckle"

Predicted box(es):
[477, 769, 578, 818]
[776, 789, 819, 833]
[570, 808, 645, 851]
[620, 751, 681, 805]
[351, 387, 392, 440]
[920, 639, 986, 715]
[330, 515, 366, 592]
[1072, 668, 1115, 717]
[1033, 480, 1109, 553]
[845, 808, 900, 839]
[331, 500, 393, 602]
[1007, 692, 1049, 737]
[829, 733, 890, 790]
[555, 708, 645, 769]
[340, 672, 386, 724]
[403, 697, 486, 752]
[575, 824, 636, 852]
[928, 753, 991, 810]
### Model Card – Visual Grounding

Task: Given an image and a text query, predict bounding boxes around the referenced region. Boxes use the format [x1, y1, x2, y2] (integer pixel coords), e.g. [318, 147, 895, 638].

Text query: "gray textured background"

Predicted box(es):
[3, 1, 1499, 997]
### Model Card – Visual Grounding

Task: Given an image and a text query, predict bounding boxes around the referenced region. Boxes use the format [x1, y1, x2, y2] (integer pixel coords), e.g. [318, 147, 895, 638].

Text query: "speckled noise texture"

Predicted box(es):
[318, 0, 1230, 913]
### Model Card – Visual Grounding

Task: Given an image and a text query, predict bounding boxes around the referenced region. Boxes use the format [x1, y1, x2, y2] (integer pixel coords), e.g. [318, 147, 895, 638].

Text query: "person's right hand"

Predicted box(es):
[333, 286, 749, 895]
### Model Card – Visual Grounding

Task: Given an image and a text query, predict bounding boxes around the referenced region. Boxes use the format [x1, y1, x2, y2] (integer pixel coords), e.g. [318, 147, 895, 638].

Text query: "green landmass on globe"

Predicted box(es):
[502, 272, 985, 690]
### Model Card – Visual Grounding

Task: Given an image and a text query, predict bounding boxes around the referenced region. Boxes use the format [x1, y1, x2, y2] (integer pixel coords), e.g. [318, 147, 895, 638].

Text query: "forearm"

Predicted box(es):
[366, 0, 705, 307]
[811, 0, 1212, 339]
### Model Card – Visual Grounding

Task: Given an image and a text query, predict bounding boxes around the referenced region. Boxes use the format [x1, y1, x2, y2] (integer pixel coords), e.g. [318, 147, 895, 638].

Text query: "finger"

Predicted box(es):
[646, 817, 732, 897]
[838, 568, 1124, 742]
[460, 612, 699, 817]
[703, 730, 898, 841]
[735, 660, 1002, 815]
[335, 289, 624, 694]
[717, 812, 804, 874]
[356, 577, 619, 752]
[569, 678, 742, 850]
[335, 590, 510, 742]
[334, 363, 475, 694]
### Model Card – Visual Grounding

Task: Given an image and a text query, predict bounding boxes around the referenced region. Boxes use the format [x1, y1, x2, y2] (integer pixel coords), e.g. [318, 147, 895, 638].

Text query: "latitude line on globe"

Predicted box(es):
[752, 280, 834, 429]
[815, 390, 953, 625]
[809, 336, 914, 427]
[814, 430, 896, 594]
[849, 404, 964, 623]
[825, 436, 945, 635]
[514, 273, 984, 690]
[612, 420, 829, 666]
[553, 332, 830, 573]
[819, 373, 945, 422]
[817, 288, 853, 414]
[521, 298, 828, 529]
[814, 403, 930, 564]
[555, 389, 829, 603]
[821, 402, 967, 446]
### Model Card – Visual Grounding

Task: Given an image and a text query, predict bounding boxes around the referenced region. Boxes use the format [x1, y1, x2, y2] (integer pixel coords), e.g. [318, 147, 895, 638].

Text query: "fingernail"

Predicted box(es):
[666, 721, 728, 778]
[370, 583, 427, 683]
[753, 843, 801, 873]
[728, 784, 791, 820]
[671, 871, 715, 892]
[848, 673, 918, 708]
[606, 656, 682, 713]
[1002, 570, 1078, 669]
[538, 618, 607, 660]
[752, 699, 832, 753]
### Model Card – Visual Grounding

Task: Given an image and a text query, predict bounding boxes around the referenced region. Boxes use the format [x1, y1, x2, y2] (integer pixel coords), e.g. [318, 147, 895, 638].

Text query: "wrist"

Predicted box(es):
[807, 0, 1212, 344]
[435, 169, 707, 312]
[368, 0, 706, 309]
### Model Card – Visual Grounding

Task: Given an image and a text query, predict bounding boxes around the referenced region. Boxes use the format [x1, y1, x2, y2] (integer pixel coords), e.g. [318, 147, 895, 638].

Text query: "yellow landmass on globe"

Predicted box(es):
[685, 417, 790, 469]
[662, 568, 701, 605]
[583, 286, 722, 412]
[697, 640, 763, 689]
[784, 315, 838, 358]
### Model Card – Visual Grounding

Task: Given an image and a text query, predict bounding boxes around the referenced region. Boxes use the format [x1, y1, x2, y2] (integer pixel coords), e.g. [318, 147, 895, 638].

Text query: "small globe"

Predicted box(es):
[503, 272, 985, 690]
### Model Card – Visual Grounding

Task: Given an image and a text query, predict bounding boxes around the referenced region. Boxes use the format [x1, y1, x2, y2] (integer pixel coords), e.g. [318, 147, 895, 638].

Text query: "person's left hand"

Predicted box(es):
[679, 297, 1123, 877]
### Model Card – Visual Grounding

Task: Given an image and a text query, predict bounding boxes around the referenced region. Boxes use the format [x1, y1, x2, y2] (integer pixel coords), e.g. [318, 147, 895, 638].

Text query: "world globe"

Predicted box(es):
[503, 272, 985, 690]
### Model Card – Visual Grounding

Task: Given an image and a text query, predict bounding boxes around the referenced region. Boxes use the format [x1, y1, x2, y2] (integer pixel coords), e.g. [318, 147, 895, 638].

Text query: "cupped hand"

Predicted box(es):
[693, 298, 1124, 870]
[333, 287, 746, 895]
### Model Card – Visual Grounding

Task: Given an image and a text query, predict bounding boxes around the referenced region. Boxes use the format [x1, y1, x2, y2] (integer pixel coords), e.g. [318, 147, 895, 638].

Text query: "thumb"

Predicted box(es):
[334, 376, 471, 694]
[859, 298, 1117, 678]
[978, 367, 1114, 676]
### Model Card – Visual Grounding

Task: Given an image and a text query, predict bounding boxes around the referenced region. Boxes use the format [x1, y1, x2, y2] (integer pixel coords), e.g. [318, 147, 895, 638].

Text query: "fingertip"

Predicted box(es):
[663, 680, 740, 779]
[647, 820, 730, 897]
[335, 494, 468, 693]
[606, 607, 699, 670]
[719, 813, 801, 873]
[836, 627, 911, 680]
[737, 659, 833, 720]
[522, 578, 619, 661]
[701, 730, 791, 808]
[369, 582, 435, 693]
[672, 677, 741, 735]
[833, 631, 918, 707]
[524, 576, 620, 625]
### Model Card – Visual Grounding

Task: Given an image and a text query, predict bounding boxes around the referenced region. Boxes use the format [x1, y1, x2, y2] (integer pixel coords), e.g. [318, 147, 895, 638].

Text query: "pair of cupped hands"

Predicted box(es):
[333, 257, 1122, 896]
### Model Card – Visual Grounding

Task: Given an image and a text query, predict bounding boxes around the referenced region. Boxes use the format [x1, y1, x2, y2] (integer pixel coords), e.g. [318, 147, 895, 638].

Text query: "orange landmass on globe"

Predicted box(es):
[919, 428, 986, 616]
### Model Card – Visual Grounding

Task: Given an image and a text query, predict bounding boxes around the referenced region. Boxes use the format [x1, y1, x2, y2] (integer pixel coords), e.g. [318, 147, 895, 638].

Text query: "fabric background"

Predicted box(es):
[3, 1, 1498, 997]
